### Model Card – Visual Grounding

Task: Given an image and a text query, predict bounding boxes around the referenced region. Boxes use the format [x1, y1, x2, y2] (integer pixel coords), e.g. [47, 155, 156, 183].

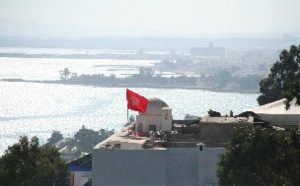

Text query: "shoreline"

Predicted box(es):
[1, 78, 259, 94]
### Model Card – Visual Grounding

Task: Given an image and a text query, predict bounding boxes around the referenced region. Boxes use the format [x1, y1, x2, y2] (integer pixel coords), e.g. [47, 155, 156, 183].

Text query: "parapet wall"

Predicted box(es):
[170, 122, 252, 147]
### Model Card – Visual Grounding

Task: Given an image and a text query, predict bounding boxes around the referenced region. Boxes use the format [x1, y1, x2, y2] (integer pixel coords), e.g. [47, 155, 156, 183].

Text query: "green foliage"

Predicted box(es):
[217, 127, 300, 186]
[72, 126, 114, 153]
[48, 131, 63, 144]
[0, 136, 68, 186]
[73, 126, 100, 153]
[257, 44, 300, 108]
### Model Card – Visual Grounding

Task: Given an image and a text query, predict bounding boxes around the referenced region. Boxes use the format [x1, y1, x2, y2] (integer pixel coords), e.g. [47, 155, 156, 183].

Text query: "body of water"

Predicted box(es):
[0, 55, 259, 154]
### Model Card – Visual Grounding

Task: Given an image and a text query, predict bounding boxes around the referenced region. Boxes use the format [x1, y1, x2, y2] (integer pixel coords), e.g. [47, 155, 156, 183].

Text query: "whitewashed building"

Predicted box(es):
[92, 97, 226, 186]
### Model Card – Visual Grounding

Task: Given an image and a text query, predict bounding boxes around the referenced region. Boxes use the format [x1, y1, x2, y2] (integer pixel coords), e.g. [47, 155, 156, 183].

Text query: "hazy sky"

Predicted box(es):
[1, 0, 300, 37]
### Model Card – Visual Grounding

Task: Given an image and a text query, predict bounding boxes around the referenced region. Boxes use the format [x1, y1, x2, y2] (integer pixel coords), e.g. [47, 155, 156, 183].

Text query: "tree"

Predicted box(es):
[59, 68, 71, 80]
[257, 44, 300, 109]
[66, 127, 114, 156]
[37, 145, 68, 186]
[217, 127, 300, 186]
[73, 126, 102, 153]
[0, 136, 68, 186]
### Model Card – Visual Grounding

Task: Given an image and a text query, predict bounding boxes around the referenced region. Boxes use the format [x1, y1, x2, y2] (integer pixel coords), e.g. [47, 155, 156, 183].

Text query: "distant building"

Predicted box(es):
[191, 42, 225, 57]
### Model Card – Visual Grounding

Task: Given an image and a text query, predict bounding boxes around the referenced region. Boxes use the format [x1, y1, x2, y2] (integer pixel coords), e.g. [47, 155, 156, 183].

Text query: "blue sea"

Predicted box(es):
[0, 48, 259, 154]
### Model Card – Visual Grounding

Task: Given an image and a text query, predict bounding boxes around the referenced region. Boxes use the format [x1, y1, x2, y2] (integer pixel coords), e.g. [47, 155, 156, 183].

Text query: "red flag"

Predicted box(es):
[126, 89, 149, 113]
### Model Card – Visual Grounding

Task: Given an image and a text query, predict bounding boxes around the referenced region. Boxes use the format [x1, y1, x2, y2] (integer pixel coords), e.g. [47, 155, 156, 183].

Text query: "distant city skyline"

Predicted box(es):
[0, 0, 300, 39]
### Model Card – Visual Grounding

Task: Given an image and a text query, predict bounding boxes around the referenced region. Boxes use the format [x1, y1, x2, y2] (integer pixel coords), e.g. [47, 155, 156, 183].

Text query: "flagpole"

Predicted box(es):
[127, 108, 129, 124]
[126, 88, 128, 124]
[126, 88, 129, 137]
[127, 108, 130, 137]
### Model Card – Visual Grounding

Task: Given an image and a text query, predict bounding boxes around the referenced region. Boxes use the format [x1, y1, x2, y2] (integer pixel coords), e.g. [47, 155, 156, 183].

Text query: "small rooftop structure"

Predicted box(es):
[142, 97, 169, 115]
[136, 97, 173, 133]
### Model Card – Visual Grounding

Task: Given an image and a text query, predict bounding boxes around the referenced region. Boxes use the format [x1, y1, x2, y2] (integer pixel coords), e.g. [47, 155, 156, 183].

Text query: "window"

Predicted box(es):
[113, 144, 121, 149]
[149, 125, 157, 132]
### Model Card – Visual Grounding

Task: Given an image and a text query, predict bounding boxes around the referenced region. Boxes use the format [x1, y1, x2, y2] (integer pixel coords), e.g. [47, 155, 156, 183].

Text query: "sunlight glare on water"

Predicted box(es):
[0, 81, 258, 154]
[0, 56, 259, 154]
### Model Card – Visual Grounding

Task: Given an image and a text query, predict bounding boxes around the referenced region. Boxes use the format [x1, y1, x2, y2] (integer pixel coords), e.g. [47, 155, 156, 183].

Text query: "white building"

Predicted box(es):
[92, 97, 226, 186]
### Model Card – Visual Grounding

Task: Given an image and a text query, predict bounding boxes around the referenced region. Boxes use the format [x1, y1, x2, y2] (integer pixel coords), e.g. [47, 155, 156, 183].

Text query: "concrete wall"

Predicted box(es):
[167, 148, 198, 186]
[93, 147, 226, 186]
[92, 149, 168, 186]
[198, 147, 226, 185]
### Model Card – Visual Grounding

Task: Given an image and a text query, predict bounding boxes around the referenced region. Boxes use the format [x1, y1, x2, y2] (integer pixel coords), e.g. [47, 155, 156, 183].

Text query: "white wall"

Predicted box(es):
[167, 148, 198, 186]
[92, 147, 225, 186]
[136, 115, 162, 132]
[92, 149, 168, 186]
[161, 108, 172, 132]
[198, 147, 225, 185]
[136, 107, 173, 132]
